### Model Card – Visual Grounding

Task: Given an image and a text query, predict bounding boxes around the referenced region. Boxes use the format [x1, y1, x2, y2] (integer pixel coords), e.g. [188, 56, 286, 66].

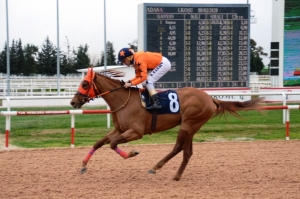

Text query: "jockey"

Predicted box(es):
[118, 48, 171, 110]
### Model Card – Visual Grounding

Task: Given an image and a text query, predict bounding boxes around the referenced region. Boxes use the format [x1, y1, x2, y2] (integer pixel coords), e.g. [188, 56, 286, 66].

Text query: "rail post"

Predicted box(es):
[5, 115, 10, 150]
[286, 109, 290, 140]
[71, 114, 75, 148]
[282, 92, 286, 124]
[5, 96, 11, 150]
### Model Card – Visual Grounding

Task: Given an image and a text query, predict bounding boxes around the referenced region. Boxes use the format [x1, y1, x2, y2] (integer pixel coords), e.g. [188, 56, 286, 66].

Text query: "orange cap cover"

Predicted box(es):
[77, 68, 96, 98]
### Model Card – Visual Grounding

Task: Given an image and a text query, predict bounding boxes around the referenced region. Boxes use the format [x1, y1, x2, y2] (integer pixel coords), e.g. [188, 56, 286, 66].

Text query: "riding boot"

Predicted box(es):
[146, 94, 162, 110]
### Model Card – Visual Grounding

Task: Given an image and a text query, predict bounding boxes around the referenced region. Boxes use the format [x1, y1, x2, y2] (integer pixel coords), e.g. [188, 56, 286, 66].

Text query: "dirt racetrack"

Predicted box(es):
[0, 141, 300, 199]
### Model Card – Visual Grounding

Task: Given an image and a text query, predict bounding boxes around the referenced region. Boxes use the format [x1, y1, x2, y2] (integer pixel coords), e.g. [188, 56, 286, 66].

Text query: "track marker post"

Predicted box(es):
[71, 114, 75, 147]
[5, 115, 10, 150]
[286, 109, 290, 140]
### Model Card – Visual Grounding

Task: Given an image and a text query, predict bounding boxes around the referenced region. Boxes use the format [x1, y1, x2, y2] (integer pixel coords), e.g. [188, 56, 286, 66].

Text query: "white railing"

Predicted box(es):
[0, 78, 80, 96]
[0, 73, 81, 79]
[0, 75, 272, 95]
[1, 92, 300, 150]
[2, 91, 300, 122]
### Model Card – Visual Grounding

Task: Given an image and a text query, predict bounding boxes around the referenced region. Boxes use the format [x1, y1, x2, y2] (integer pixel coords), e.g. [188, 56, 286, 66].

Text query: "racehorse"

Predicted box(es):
[70, 68, 264, 181]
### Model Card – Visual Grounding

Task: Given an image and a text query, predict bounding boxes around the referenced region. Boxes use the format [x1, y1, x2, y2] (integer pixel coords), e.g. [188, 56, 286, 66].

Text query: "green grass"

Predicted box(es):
[259, 68, 269, 75]
[1, 104, 300, 149]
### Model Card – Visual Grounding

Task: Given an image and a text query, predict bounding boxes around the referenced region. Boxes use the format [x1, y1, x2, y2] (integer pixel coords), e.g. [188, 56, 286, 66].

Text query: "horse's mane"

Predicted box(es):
[95, 69, 140, 92]
[96, 69, 125, 85]
[98, 69, 125, 77]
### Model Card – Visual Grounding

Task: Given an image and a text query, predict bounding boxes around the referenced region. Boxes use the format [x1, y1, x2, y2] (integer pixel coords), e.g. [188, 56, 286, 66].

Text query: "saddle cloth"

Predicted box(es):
[140, 89, 180, 114]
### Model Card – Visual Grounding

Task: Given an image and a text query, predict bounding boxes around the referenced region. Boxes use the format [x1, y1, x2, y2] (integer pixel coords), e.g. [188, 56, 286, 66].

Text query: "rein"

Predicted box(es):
[109, 88, 131, 113]
[95, 86, 124, 98]
[95, 87, 131, 113]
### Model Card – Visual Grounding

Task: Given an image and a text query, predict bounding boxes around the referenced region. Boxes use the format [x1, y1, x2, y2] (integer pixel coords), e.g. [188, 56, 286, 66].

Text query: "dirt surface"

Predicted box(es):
[0, 141, 300, 199]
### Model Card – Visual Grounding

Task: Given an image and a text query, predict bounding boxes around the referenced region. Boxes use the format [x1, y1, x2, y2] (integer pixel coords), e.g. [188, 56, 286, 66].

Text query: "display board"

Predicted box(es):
[138, 4, 250, 88]
[284, 0, 300, 86]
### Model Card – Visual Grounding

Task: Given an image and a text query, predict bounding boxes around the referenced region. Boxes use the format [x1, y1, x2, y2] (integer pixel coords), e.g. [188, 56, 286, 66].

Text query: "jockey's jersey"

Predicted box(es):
[130, 51, 163, 85]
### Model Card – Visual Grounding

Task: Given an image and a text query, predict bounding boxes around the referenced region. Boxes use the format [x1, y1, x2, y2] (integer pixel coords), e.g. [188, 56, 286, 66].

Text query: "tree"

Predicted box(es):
[128, 39, 138, 52]
[1, 39, 28, 75]
[61, 36, 76, 75]
[0, 43, 8, 73]
[37, 36, 57, 75]
[73, 44, 91, 70]
[9, 39, 18, 75]
[23, 44, 39, 75]
[16, 39, 25, 75]
[106, 41, 117, 66]
[99, 51, 105, 66]
[98, 41, 117, 66]
[94, 58, 101, 67]
[250, 39, 268, 73]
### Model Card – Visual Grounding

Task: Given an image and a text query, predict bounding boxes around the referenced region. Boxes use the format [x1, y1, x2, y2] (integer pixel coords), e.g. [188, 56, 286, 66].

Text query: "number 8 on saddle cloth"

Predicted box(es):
[140, 90, 180, 114]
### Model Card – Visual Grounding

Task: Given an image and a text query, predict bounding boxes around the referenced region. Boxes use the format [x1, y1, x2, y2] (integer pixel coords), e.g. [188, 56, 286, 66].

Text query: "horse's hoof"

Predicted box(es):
[148, 169, 156, 174]
[172, 174, 181, 181]
[81, 167, 87, 174]
[129, 150, 140, 157]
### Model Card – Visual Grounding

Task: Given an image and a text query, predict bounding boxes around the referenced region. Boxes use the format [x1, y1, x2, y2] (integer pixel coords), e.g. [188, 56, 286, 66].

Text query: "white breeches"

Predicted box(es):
[142, 56, 171, 91]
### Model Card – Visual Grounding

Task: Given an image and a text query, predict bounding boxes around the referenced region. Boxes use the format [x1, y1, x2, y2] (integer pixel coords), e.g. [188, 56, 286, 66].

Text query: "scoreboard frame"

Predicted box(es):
[137, 3, 251, 89]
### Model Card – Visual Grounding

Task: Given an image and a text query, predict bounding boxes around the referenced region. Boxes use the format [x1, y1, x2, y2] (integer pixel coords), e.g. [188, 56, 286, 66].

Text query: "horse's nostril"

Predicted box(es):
[70, 102, 75, 106]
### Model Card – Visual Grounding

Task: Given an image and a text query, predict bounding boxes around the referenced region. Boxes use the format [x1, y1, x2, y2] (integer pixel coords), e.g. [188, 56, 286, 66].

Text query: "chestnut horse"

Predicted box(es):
[70, 68, 264, 181]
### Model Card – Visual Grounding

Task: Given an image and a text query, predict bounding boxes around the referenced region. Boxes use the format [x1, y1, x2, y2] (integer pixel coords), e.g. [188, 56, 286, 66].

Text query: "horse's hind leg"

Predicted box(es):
[81, 128, 119, 174]
[172, 131, 193, 181]
[172, 121, 209, 180]
[148, 128, 192, 178]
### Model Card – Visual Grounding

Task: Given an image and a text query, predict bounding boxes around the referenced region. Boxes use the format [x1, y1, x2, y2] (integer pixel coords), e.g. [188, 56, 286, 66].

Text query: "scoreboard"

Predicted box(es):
[138, 4, 250, 89]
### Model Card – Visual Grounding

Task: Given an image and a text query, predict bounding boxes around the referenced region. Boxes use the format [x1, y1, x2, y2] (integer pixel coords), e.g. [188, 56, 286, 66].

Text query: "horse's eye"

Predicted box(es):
[81, 80, 89, 90]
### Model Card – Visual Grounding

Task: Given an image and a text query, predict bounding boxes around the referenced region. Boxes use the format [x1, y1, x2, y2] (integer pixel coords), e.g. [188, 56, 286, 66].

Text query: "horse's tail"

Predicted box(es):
[212, 97, 265, 118]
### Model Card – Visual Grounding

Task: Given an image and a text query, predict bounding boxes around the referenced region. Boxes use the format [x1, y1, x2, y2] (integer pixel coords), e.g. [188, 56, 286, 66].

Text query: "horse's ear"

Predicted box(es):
[86, 67, 94, 79]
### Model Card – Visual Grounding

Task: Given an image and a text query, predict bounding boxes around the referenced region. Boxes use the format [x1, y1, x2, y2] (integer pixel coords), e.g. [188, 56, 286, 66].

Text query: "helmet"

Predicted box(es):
[118, 48, 133, 62]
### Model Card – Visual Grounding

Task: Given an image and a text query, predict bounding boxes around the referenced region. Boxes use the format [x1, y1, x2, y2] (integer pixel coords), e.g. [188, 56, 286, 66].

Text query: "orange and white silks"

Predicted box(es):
[130, 51, 163, 85]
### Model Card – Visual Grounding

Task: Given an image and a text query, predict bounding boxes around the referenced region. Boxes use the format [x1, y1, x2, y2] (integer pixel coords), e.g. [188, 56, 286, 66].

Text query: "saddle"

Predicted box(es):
[140, 89, 180, 132]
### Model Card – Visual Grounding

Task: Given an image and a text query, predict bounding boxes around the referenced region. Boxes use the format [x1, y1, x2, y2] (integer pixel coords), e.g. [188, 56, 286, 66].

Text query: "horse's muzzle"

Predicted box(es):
[70, 101, 82, 109]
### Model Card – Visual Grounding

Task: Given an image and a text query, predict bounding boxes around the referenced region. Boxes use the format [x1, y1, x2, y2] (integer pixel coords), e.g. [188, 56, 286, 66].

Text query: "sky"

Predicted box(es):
[0, 0, 272, 65]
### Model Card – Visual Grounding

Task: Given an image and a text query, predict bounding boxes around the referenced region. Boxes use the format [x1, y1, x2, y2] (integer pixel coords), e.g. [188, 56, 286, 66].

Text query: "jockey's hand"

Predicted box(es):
[124, 82, 132, 88]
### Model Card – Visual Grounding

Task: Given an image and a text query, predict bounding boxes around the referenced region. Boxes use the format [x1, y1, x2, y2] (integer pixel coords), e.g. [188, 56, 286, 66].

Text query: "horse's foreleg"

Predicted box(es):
[110, 129, 142, 159]
[148, 129, 189, 176]
[81, 128, 119, 174]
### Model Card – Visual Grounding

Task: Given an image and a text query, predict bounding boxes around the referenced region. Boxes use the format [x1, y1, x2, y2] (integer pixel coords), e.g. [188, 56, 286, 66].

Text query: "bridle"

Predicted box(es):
[75, 69, 131, 112]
